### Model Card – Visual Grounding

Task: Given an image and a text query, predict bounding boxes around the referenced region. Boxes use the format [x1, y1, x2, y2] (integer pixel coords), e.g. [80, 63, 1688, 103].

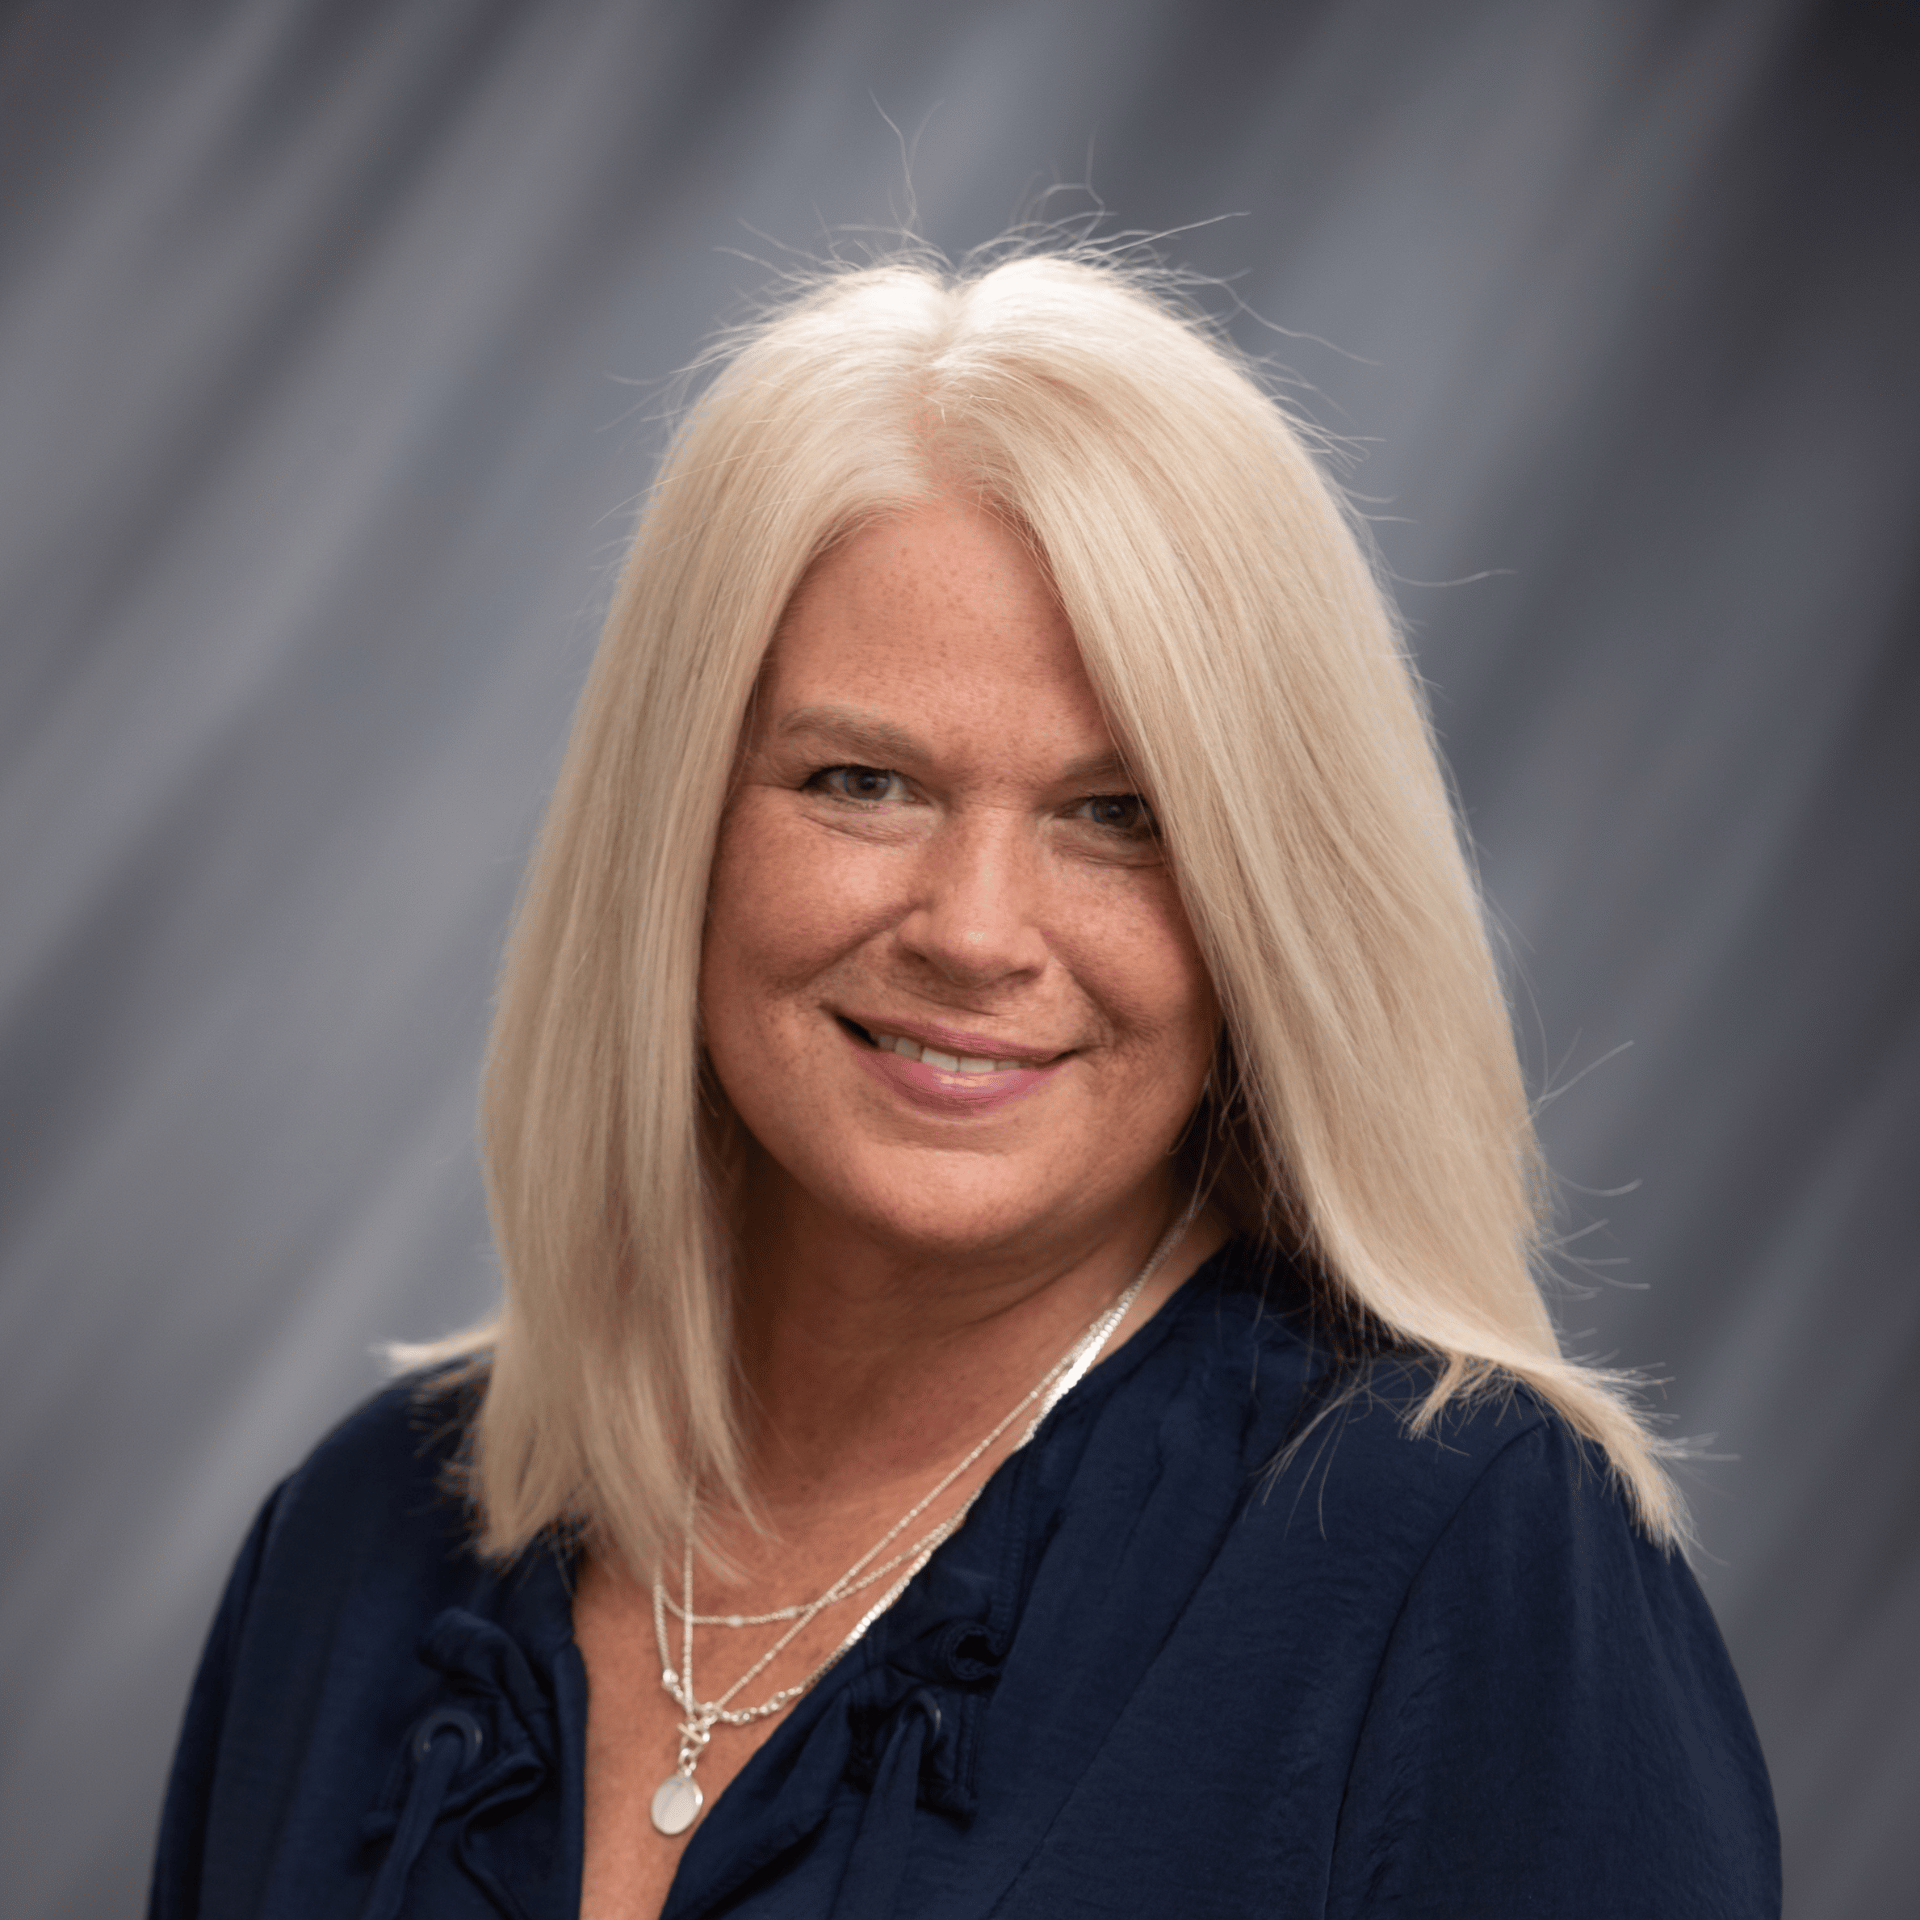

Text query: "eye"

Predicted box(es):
[1074, 793, 1159, 839]
[807, 764, 911, 803]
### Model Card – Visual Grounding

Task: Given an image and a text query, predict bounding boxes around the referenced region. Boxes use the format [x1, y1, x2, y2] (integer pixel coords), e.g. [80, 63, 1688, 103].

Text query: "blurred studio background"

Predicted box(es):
[2, 1, 1915, 1913]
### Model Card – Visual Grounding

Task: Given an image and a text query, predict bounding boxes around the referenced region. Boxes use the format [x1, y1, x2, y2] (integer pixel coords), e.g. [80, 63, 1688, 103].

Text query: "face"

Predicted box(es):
[700, 501, 1219, 1267]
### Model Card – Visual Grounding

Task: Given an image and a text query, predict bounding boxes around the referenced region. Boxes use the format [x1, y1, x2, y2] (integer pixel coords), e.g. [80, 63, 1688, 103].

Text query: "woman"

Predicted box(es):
[150, 250, 1778, 1918]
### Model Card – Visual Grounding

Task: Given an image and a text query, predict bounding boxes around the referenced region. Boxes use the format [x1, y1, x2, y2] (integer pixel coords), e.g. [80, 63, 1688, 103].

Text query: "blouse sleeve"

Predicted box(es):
[1324, 1419, 1780, 1919]
[146, 1483, 283, 1920]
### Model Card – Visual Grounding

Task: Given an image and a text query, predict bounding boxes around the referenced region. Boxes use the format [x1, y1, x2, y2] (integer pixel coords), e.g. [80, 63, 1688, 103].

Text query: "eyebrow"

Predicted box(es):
[775, 703, 1137, 788]
[777, 705, 927, 766]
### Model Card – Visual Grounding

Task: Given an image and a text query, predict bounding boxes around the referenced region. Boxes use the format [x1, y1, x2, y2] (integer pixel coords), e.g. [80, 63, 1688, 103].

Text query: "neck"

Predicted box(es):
[725, 1167, 1222, 1526]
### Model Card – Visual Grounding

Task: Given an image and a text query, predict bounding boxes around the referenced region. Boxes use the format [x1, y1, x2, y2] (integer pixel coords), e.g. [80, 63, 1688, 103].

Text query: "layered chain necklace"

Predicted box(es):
[646, 1216, 1191, 1837]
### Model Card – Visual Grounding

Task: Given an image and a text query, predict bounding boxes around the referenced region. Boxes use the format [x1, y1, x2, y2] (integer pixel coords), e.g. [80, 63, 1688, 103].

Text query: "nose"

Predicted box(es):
[894, 808, 1050, 990]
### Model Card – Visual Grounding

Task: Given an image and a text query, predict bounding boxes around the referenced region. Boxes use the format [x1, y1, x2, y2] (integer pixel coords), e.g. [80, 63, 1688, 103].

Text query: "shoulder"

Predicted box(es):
[1003, 1275, 1777, 1915]
[1319, 1386, 1779, 1911]
[1140, 1256, 1648, 1618]
[1268, 1356, 1609, 1550]
[158, 1364, 587, 1914]
[1249, 1363, 1780, 1913]
[225, 1368, 489, 1665]
[1241, 1343, 1713, 1647]
[1168, 1248, 1594, 1537]
[1195, 1286, 1734, 1697]
[1204, 1351, 1779, 1911]
[261, 1368, 477, 1561]
[1176, 1248, 1636, 1561]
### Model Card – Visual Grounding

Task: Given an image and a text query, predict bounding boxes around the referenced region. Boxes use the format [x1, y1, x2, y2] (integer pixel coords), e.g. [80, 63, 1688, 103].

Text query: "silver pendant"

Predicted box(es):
[650, 1772, 704, 1836]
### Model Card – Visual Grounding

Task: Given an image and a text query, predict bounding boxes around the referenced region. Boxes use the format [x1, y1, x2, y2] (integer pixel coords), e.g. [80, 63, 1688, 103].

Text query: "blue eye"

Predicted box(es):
[810, 765, 908, 802]
[1077, 794, 1158, 838]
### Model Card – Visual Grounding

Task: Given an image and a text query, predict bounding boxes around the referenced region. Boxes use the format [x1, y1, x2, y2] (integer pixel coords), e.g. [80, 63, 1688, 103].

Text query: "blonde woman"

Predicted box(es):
[151, 252, 1778, 1920]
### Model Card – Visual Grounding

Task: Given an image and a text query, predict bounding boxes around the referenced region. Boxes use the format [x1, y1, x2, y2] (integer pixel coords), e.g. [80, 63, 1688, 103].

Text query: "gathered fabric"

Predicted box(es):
[354, 1612, 558, 1920]
[349, 1602, 994, 1920]
[831, 1688, 945, 1919]
[358, 1708, 483, 1920]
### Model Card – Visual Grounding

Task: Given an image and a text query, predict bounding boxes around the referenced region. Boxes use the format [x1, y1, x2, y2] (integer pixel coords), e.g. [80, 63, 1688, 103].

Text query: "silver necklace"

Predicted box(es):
[646, 1214, 1191, 1837]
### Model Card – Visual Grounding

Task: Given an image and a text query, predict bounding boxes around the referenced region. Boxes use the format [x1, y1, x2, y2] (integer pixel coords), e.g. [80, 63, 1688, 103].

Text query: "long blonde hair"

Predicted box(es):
[424, 248, 1683, 1574]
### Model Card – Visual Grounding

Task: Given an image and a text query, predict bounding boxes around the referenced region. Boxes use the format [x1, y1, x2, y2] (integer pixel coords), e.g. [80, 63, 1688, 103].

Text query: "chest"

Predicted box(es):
[572, 1572, 809, 1920]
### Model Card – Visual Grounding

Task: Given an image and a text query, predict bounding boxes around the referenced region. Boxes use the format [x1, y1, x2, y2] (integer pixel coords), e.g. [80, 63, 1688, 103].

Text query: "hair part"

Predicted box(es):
[401, 246, 1686, 1574]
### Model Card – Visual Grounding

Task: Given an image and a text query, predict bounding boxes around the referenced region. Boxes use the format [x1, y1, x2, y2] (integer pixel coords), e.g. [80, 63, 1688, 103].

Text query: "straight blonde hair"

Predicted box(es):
[423, 248, 1684, 1574]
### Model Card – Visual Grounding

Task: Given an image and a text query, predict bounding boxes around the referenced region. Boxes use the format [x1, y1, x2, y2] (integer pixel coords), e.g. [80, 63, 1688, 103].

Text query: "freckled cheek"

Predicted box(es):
[1060, 889, 1218, 1059]
[704, 807, 904, 1006]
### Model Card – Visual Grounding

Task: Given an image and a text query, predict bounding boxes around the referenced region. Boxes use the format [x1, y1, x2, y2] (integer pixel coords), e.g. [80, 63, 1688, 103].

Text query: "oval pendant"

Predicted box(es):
[650, 1772, 704, 1836]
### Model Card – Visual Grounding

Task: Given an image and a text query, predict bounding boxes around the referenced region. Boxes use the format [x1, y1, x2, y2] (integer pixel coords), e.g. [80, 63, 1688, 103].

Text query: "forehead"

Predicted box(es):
[753, 503, 1118, 763]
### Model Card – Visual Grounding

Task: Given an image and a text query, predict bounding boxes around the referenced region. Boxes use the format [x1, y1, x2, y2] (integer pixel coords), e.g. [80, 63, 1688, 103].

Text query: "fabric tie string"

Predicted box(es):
[831, 1689, 943, 1919]
[356, 1707, 485, 1920]
[356, 1610, 555, 1919]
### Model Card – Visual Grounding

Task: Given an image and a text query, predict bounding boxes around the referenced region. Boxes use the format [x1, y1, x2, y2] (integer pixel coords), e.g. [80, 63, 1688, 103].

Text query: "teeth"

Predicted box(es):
[868, 1029, 1042, 1073]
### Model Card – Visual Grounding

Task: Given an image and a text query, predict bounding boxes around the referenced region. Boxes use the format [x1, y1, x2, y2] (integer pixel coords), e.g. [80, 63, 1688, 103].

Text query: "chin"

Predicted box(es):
[801, 1137, 1163, 1267]
[837, 1166, 1046, 1258]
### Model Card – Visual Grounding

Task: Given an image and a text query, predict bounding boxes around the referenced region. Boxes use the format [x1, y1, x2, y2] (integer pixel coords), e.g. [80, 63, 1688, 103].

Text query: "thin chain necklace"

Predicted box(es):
[646, 1213, 1192, 1838]
[658, 1512, 961, 1627]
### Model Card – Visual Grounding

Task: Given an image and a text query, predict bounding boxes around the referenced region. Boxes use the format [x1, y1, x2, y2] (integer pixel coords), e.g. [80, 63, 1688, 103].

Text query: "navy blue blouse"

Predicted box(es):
[150, 1245, 1779, 1918]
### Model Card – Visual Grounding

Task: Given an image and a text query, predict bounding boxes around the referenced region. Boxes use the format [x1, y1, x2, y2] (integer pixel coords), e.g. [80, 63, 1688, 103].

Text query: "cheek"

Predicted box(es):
[701, 798, 889, 1032]
[1068, 880, 1219, 1062]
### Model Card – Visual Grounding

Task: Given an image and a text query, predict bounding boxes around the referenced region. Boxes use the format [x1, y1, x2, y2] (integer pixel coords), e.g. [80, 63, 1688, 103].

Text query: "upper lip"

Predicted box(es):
[838, 1014, 1070, 1066]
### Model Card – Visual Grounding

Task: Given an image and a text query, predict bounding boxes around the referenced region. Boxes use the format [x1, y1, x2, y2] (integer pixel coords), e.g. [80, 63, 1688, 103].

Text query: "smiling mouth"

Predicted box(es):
[838, 1018, 1060, 1075]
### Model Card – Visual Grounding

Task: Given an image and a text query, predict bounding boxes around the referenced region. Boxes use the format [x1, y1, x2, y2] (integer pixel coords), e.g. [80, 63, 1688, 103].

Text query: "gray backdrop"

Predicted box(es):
[1, 1, 1914, 1914]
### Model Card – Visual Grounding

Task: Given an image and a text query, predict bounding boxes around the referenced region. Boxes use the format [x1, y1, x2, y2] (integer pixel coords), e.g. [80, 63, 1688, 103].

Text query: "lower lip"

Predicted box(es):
[847, 1033, 1065, 1116]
